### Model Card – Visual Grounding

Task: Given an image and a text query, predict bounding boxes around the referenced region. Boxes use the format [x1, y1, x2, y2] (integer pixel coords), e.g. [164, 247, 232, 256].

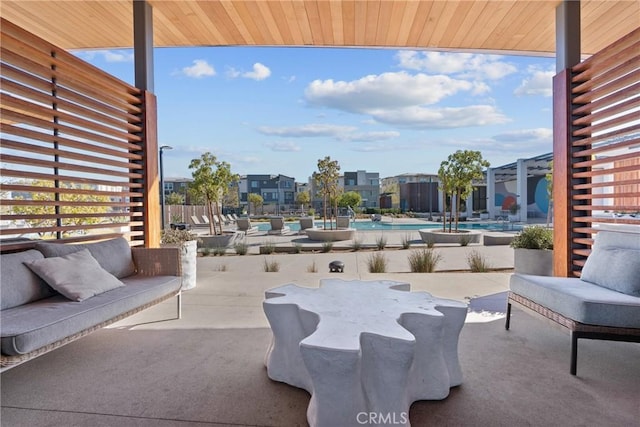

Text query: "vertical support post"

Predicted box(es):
[486, 168, 495, 219]
[556, 0, 581, 73]
[516, 159, 528, 222]
[553, 0, 581, 276]
[134, 0, 154, 92]
[160, 148, 166, 229]
[553, 70, 574, 277]
[142, 91, 160, 247]
[132, 0, 159, 247]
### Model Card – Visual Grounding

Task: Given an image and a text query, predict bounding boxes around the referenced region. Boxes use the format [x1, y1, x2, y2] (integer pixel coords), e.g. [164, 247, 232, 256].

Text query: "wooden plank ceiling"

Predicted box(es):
[0, 1, 638, 56]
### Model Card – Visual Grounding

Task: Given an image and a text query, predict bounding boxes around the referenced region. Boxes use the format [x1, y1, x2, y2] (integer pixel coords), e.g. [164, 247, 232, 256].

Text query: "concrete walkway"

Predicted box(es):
[113, 228, 515, 330]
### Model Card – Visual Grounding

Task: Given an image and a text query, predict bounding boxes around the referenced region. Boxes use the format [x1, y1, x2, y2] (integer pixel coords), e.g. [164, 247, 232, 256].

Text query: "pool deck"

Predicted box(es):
[192, 216, 538, 254]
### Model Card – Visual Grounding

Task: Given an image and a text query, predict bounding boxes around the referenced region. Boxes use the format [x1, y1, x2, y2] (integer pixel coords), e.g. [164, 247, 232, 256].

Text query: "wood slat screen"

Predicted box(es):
[0, 18, 156, 252]
[562, 27, 640, 276]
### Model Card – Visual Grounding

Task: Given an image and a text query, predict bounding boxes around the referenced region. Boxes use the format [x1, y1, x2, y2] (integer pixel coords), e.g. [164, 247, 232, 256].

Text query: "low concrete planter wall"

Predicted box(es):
[418, 229, 482, 245]
[305, 228, 355, 242]
[483, 232, 515, 246]
[514, 248, 554, 276]
[198, 233, 238, 249]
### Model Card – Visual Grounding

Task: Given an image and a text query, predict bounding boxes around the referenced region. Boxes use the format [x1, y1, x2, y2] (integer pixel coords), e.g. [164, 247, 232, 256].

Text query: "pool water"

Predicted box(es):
[255, 221, 521, 232]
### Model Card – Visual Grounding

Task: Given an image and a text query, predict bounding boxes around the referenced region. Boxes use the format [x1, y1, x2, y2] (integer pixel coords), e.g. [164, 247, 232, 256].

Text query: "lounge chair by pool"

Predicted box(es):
[268, 217, 292, 235]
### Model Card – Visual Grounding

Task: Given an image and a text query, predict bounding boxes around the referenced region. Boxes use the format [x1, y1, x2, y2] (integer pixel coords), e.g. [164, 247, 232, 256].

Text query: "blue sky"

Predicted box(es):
[77, 47, 555, 182]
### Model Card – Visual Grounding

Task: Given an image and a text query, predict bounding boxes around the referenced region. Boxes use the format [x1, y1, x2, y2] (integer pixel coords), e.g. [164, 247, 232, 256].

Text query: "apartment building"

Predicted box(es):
[239, 174, 295, 215]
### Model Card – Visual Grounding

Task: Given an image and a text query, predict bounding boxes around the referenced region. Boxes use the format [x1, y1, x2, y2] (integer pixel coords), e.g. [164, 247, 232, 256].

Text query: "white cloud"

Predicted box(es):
[257, 124, 357, 138]
[305, 71, 472, 113]
[243, 63, 271, 80]
[338, 131, 400, 142]
[182, 59, 216, 78]
[368, 105, 509, 129]
[226, 67, 241, 78]
[75, 50, 133, 63]
[228, 63, 272, 80]
[492, 128, 553, 142]
[446, 128, 553, 157]
[396, 51, 516, 80]
[304, 71, 510, 129]
[103, 50, 134, 63]
[264, 141, 301, 152]
[514, 66, 554, 97]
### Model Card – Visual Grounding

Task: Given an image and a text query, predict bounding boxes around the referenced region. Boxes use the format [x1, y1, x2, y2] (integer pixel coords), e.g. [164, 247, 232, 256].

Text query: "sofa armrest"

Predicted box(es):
[131, 247, 181, 277]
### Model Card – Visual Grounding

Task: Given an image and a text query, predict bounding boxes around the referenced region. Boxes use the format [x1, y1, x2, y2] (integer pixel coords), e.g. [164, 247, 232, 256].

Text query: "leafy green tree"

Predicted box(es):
[223, 183, 239, 209]
[546, 160, 553, 227]
[188, 152, 239, 235]
[338, 191, 362, 209]
[166, 192, 185, 205]
[438, 160, 455, 232]
[11, 180, 110, 237]
[313, 156, 340, 230]
[296, 190, 310, 212]
[439, 150, 489, 232]
[248, 192, 263, 216]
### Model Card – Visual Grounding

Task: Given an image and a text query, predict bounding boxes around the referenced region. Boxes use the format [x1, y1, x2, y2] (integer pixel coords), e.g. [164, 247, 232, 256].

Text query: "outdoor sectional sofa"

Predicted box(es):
[506, 229, 640, 375]
[1, 237, 182, 371]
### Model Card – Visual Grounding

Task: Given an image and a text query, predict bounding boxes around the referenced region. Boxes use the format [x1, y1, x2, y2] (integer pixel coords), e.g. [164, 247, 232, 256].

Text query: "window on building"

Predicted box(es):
[251, 181, 259, 188]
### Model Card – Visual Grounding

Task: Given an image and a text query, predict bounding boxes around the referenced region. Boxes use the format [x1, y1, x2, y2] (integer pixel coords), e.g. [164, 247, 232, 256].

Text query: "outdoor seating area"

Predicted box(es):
[507, 229, 640, 375]
[0, 238, 182, 371]
[1, 251, 638, 426]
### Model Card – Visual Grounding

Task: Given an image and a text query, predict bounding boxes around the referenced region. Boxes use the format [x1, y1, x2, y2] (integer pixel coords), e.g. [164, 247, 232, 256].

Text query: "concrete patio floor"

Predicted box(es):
[2, 229, 639, 426]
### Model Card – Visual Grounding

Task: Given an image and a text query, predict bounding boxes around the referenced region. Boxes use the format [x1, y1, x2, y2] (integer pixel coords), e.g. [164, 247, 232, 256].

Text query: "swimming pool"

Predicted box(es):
[255, 221, 522, 232]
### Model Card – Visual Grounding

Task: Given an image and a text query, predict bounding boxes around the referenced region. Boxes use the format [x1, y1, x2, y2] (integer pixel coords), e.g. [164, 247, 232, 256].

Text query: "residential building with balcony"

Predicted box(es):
[239, 174, 295, 215]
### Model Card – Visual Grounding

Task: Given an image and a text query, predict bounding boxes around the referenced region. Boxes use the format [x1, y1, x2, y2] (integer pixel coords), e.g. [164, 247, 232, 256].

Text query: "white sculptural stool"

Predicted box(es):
[263, 279, 467, 427]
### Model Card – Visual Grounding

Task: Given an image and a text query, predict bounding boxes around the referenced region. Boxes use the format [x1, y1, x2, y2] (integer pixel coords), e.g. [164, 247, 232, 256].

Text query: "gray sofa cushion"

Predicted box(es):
[1, 250, 55, 310]
[0, 274, 181, 356]
[24, 249, 125, 301]
[593, 229, 640, 250]
[35, 237, 136, 279]
[581, 247, 640, 297]
[510, 273, 640, 328]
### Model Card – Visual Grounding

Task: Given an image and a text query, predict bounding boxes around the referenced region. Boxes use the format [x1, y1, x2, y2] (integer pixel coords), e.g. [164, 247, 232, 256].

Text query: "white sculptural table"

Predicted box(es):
[263, 279, 467, 427]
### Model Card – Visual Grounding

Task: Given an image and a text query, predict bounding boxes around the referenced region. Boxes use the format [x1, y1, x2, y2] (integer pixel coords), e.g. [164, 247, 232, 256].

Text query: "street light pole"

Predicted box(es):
[159, 145, 173, 229]
[428, 176, 433, 221]
[276, 175, 280, 216]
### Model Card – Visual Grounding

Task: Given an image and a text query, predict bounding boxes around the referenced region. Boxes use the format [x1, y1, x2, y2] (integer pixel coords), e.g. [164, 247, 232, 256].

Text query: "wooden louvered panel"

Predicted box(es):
[0, 95, 141, 143]
[0, 168, 143, 189]
[0, 20, 156, 250]
[554, 25, 640, 277]
[1, 125, 143, 161]
[571, 125, 640, 148]
[572, 97, 640, 128]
